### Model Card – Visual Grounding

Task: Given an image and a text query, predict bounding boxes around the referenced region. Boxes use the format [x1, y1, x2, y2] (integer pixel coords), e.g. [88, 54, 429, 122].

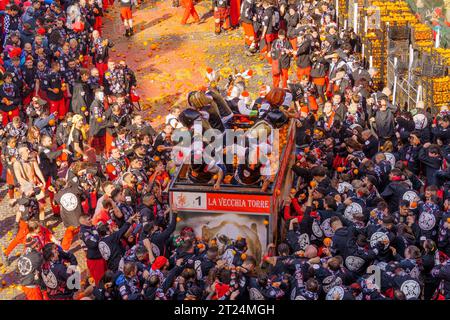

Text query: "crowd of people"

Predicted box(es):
[0, 0, 449, 301]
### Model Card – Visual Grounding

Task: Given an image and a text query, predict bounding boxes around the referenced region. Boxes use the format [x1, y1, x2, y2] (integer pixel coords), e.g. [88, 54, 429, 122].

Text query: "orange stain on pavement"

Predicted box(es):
[103, 1, 243, 128]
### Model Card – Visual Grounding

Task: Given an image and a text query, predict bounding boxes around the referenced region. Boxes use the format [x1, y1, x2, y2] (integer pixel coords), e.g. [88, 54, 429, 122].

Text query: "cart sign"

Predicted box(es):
[171, 191, 271, 214]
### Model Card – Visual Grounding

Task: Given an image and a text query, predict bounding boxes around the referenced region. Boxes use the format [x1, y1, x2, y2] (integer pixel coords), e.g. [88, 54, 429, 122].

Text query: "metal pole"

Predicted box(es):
[393, 57, 398, 106]
[353, 2, 358, 33]
[416, 85, 422, 104]
[435, 29, 440, 48]
[408, 44, 413, 109]
[364, 15, 368, 33]
[336, 0, 339, 27]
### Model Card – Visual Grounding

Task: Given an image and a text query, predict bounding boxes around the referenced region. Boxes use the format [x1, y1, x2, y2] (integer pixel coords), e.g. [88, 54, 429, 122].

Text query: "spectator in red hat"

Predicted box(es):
[151, 256, 169, 271]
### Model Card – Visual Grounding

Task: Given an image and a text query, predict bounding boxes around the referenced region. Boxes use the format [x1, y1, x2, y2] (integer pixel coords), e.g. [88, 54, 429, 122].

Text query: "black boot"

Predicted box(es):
[129, 28, 134, 36]
[125, 29, 130, 37]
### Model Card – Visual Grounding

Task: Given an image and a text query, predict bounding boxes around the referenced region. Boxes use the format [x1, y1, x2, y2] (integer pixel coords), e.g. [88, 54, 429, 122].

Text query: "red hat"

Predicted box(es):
[215, 283, 230, 299]
[72, 21, 85, 32]
[151, 256, 168, 270]
[9, 47, 22, 59]
[25, 55, 34, 62]
[37, 28, 46, 35]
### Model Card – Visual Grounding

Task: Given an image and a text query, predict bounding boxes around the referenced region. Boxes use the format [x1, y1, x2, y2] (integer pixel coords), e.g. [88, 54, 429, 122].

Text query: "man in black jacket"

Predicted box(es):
[80, 215, 106, 285]
[41, 243, 78, 300]
[39, 135, 71, 183]
[146, 211, 178, 258]
[330, 216, 353, 258]
[16, 237, 44, 300]
[97, 213, 139, 272]
[71, 68, 94, 119]
[380, 169, 412, 213]
[419, 143, 443, 187]
[361, 129, 379, 159]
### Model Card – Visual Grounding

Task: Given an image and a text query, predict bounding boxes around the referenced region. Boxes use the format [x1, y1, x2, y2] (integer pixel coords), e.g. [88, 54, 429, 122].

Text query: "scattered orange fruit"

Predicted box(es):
[310, 181, 317, 188]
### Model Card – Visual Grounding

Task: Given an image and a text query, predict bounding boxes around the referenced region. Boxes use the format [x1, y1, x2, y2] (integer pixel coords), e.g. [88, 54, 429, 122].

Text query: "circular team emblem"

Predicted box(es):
[370, 232, 389, 249]
[402, 191, 418, 202]
[345, 256, 365, 272]
[60, 193, 78, 211]
[42, 270, 58, 289]
[344, 202, 363, 222]
[337, 182, 353, 194]
[322, 275, 342, 293]
[98, 241, 111, 261]
[17, 257, 33, 276]
[312, 220, 323, 238]
[326, 286, 344, 300]
[321, 218, 334, 237]
[418, 212, 436, 231]
[249, 288, 265, 300]
[400, 280, 420, 300]
[298, 233, 310, 250]
[384, 152, 396, 168]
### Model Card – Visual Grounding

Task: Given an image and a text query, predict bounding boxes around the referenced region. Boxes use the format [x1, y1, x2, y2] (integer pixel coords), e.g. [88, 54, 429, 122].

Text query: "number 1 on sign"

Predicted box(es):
[172, 192, 207, 210]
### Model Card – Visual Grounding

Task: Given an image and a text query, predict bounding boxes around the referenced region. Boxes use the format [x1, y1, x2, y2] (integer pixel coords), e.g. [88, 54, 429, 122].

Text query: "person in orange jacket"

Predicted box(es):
[181, 0, 200, 25]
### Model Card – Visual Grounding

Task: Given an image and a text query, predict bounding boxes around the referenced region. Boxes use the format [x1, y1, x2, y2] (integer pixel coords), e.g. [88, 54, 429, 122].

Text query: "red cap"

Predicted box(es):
[151, 256, 168, 270]
[9, 47, 22, 59]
